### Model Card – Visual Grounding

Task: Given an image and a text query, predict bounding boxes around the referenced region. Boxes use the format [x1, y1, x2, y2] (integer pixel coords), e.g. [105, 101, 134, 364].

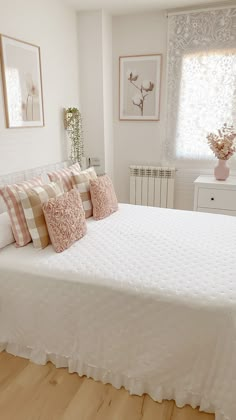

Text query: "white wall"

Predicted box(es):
[112, 12, 236, 210]
[77, 10, 114, 177]
[77, 10, 105, 174]
[112, 12, 167, 203]
[102, 12, 114, 179]
[0, 0, 79, 175]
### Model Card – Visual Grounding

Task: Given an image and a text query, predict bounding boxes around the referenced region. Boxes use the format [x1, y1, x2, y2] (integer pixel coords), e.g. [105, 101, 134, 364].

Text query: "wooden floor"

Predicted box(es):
[0, 352, 215, 420]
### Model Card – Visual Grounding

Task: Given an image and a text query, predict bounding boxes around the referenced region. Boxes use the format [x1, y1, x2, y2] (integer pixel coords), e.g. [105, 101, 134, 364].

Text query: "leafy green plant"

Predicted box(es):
[64, 108, 84, 164]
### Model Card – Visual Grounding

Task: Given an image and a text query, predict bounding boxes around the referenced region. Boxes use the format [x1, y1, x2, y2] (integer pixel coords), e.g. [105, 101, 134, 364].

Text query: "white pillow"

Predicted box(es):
[0, 212, 15, 249]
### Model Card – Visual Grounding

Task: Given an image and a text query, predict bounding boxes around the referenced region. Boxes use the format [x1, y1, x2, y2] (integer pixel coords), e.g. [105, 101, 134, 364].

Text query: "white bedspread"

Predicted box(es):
[0, 204, 236, 420]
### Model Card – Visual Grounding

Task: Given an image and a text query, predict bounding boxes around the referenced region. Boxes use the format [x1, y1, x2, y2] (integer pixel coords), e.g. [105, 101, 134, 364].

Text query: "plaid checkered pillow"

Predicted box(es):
[47, 162, 81, 192]
[72, 167, 97, 218]
[18, 181, 64, 249]
[0, 177, 43, 247]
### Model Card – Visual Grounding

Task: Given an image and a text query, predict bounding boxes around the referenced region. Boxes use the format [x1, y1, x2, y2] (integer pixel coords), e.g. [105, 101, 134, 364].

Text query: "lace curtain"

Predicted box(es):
[165, 7, 236, 163]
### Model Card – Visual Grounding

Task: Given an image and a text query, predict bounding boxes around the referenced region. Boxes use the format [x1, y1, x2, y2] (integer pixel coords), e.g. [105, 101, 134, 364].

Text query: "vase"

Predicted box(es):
[214, 159, 230, 181]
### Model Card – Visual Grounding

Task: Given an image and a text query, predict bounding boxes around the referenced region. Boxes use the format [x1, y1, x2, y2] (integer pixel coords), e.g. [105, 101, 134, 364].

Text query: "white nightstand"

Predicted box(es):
[194, 176, 236, 216]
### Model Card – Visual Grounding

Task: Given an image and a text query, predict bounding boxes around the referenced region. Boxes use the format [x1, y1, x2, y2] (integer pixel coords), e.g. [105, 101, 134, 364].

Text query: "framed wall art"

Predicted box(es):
[119, 54, 162, 121]
[0, 34, 44, 128]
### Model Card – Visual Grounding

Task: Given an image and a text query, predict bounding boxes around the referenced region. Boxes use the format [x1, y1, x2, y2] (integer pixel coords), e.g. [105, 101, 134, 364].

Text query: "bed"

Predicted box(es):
[0, 165, 236, 420]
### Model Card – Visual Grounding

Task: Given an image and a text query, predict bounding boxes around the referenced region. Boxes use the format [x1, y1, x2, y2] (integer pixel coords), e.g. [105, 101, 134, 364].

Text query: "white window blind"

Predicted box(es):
[166, 8, 236, 163]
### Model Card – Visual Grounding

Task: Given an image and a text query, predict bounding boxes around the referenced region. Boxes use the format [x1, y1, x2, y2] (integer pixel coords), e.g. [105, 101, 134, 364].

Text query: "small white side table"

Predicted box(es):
[194, 176, 236, 216]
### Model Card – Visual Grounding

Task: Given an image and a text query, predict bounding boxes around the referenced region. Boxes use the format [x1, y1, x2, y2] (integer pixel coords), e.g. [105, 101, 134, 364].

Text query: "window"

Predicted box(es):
[166, 9, 236, 163]
[176, 50, 236, 160]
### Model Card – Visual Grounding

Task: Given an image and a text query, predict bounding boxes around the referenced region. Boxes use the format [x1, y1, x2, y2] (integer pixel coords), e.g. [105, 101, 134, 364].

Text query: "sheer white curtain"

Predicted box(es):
[165, 7, 236, 164]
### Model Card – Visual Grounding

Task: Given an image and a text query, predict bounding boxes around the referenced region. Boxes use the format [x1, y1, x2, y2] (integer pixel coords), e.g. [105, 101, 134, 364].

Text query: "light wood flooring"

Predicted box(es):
[0, 351, 215, 420]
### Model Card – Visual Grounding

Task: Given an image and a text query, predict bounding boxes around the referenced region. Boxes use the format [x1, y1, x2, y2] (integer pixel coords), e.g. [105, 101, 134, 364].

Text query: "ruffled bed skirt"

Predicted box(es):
[0, 341, 225, 420]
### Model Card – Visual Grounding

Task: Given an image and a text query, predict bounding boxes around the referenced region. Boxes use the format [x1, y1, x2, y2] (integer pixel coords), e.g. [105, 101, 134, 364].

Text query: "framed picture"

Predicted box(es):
[119, 54, 162, 121]
[0, 34, 44, 128]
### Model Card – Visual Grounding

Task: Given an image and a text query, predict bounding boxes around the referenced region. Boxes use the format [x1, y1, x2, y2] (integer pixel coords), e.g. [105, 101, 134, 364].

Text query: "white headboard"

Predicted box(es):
[0, 161, 69, 214]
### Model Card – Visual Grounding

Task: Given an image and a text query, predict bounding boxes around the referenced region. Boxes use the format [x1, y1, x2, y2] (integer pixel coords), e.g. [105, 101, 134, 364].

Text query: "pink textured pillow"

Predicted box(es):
[90, 175, 118, 220]
[42, 189, 87, 253]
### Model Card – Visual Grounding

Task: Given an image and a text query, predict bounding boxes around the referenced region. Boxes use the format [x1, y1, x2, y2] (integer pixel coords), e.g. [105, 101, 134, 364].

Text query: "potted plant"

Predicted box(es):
[207, 124, 236, 180]
[64, 107, 84, 164]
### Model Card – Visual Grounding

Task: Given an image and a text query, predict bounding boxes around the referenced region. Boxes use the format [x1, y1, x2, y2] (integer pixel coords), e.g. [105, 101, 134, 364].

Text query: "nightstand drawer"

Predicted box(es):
[197, 207, 236, 216]
[198, 187, 236, 211]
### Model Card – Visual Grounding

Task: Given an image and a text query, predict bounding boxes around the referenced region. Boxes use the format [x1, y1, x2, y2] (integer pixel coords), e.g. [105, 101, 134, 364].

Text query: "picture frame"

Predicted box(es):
[119, 54, 162, 121]
[0, 34, 44, 128]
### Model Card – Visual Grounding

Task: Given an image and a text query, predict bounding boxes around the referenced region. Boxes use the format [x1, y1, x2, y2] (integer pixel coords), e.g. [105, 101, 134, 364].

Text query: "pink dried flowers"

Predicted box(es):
[207, 124, 236, 160]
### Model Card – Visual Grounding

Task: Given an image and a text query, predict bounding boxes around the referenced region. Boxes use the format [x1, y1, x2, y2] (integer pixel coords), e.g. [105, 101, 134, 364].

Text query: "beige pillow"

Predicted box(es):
[18, 181, 64, 249]
[72, 167, 97, 218]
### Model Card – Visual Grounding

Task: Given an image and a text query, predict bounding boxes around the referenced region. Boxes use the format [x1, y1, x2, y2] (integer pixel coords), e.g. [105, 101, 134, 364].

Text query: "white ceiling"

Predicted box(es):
[64, 0, 232, 15]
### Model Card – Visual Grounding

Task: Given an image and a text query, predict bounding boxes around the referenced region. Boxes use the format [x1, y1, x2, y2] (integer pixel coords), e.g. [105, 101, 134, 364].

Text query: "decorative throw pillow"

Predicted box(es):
[90, 175, 118, 220]
[18, 181, 64, 249]
[0, 212, 15, 249]
[0, 177, 43, 247]
[72, 167, 97, 218]
[42, 189, 87, 253]
[47, 162, 81, 192]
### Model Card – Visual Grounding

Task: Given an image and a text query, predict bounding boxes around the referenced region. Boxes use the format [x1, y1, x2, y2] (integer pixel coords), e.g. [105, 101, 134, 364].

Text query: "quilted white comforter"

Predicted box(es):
[0, 204, 236, 420]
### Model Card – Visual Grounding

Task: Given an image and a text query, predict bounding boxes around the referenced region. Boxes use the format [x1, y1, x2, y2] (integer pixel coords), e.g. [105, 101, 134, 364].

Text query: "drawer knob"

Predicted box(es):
[211, 197, 214, 201]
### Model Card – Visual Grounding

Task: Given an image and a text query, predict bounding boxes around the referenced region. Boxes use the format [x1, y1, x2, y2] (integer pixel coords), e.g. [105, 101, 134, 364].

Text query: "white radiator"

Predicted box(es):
[130, 165, 175, 209]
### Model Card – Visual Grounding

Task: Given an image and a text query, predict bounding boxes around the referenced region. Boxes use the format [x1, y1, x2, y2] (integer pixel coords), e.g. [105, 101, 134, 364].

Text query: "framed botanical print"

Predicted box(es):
[119, 54, 162, 121]
[0, 34, 44, 128]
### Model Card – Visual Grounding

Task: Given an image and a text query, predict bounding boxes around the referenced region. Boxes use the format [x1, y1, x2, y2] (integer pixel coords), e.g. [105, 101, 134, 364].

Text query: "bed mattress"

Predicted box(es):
[0, 203, 236, 420]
